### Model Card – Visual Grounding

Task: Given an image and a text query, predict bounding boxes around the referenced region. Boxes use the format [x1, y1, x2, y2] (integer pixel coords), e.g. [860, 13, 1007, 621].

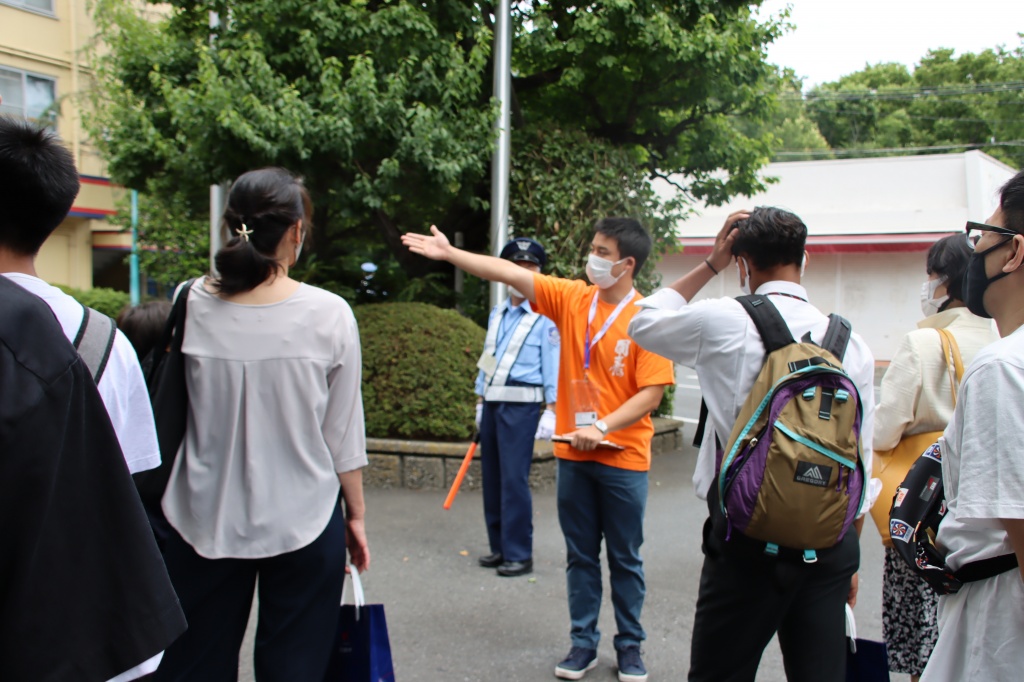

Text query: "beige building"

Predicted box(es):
[0, 0, 130, 289]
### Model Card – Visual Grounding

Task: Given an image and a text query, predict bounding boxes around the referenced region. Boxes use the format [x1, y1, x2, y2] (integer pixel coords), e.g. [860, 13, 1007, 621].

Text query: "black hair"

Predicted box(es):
[730, 207, 807, 270]
[999, 169, 1024, 235]
[593, 217, 653, 273]
[0, 116, 80, 255]
[116, 300, 172, 361]
[926, 234, 972, 306]
[213, 167, 311, 295]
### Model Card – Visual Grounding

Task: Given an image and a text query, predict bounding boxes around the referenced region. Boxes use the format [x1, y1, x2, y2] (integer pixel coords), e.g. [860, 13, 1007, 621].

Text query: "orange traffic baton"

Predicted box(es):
[443, 433, 481, 510]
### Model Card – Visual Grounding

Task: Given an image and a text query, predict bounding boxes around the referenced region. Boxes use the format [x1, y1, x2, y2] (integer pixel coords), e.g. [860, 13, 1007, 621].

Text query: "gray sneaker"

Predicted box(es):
[555, 646, 598, 680]
[616, 645, 648, 682]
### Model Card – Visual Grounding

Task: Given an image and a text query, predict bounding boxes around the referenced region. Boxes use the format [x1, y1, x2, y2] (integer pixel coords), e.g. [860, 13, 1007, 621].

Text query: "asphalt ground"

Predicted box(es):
[239, 427, 907, 682]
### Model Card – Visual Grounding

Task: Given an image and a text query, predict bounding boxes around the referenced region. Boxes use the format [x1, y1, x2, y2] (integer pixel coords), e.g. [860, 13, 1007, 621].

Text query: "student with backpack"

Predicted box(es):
[0, 116, 161, 480]
[628, 207, 876, 682]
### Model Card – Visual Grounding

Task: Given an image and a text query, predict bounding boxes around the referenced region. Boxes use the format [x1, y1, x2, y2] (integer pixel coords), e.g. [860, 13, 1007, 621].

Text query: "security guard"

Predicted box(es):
[475, 238, 559, 577]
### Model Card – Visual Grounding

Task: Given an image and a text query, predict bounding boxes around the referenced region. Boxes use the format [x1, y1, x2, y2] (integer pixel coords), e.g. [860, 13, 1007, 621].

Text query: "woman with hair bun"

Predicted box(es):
[155, 167, 369, 681]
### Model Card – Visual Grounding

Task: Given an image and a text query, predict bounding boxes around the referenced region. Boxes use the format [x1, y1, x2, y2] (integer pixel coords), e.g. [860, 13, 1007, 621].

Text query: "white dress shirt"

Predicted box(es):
[628, 280, 876, 515]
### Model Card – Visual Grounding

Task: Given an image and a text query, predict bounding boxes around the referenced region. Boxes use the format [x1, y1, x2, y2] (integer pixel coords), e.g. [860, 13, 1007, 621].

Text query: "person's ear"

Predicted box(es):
[1005, 234, 1024, 273]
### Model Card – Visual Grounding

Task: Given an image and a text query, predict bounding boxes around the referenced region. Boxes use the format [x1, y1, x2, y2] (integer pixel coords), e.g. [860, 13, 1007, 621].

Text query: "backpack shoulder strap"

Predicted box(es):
[73, 304, 117, 384]
[820, 314, 852, 361]
[737, 295, 795, 354]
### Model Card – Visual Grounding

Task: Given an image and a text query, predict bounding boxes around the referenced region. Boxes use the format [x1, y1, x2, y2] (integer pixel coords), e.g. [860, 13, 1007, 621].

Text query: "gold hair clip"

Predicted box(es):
[236, 223, 254, 242]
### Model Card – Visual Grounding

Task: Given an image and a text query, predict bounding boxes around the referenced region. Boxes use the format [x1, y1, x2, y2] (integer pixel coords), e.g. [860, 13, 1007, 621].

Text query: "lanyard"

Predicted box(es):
[764, 291, 808, 303]
[584, 289, 636, 371]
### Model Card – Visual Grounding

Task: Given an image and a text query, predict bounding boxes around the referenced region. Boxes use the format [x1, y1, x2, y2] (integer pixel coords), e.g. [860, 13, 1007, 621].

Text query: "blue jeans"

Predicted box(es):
[557, 458, 648, 650]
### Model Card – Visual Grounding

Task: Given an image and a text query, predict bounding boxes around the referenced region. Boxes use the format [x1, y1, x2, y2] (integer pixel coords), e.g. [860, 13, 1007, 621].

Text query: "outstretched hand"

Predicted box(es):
[401, 225, 452, 261]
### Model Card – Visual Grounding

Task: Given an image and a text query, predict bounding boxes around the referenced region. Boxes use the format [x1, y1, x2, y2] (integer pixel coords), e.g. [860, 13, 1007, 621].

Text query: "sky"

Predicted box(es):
[756, 1, 1024, 88]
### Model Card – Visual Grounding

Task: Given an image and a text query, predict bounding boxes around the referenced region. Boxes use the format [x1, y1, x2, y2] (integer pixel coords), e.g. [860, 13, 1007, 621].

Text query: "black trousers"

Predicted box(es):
[154, 502, 347, 682]
[688, 493, 859, 682]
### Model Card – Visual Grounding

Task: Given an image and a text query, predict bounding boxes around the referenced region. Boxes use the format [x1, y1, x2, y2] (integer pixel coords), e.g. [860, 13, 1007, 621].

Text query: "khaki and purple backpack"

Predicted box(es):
[718, 295, 866, 563]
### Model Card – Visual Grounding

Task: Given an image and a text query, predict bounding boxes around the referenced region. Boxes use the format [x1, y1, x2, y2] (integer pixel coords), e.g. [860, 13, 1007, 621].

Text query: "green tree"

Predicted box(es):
[87, 1, 785, 298]
[802, 43, 1024, 166]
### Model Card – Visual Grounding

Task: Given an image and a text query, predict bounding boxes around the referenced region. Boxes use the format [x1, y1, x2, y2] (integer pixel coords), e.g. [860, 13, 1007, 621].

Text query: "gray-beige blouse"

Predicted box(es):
[162, 280, 367, 559]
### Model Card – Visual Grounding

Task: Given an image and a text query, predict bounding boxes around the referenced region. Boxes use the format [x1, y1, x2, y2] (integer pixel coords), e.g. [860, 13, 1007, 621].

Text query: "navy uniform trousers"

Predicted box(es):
[479, 382, 543, 563]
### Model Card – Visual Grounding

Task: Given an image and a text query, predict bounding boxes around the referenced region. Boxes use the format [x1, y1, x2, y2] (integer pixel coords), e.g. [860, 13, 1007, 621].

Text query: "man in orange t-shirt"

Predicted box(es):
[403, 218, 674, 682]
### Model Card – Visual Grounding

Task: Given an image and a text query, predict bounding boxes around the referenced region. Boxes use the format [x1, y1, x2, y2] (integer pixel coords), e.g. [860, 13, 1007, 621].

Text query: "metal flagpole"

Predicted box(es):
[209, 10, 225, 275]
[488, 0, 513, 309]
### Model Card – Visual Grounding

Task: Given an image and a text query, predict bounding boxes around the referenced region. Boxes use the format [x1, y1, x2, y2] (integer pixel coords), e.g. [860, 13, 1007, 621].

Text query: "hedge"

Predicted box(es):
[55, 285, 131, 319]
[357, 302, 483, 440]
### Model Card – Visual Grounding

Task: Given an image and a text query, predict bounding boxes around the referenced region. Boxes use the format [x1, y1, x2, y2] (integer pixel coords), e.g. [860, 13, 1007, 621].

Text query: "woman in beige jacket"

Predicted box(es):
[873, 234, 998, 681]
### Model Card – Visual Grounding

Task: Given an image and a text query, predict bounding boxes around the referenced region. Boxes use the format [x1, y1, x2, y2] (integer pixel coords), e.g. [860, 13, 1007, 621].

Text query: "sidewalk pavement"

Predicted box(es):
[240, 441, 907, 681]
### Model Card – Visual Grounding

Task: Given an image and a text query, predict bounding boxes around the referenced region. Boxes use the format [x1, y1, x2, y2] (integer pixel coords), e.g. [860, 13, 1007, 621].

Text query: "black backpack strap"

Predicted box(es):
[820, 314, 853, 361]
[146, 278, 196, 385]
[693, 399, 709, 448]
[73, 304, 117, 384]
[956, 553, 1019, 583]
[737, 295, 795, 354]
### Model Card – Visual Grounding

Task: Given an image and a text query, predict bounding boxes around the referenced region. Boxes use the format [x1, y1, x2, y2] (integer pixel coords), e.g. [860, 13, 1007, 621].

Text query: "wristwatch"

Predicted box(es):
[594, 419, 609, 436]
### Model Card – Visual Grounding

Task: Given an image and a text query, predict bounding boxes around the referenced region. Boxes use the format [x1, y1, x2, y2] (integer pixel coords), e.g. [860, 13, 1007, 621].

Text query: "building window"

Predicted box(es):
[0, 67, 57, 124]
[0, 0, 55, 15]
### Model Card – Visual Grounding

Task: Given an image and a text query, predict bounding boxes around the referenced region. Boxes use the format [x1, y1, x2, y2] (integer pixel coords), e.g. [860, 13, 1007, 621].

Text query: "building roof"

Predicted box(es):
[659, 150, 1017, 253]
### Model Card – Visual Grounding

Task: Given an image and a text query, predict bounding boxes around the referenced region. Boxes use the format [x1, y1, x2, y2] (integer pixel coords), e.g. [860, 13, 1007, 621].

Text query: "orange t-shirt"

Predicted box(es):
[532, 274, 675, 471]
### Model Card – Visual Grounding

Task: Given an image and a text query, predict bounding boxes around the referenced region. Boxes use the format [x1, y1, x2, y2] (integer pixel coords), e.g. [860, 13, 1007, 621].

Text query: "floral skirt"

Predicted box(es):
[882, 546, 939, 675]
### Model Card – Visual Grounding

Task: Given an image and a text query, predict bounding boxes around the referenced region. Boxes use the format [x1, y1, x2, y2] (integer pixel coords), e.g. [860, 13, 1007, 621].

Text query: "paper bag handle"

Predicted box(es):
[845, 603, 857, 654]
[341, 564, 365, 612]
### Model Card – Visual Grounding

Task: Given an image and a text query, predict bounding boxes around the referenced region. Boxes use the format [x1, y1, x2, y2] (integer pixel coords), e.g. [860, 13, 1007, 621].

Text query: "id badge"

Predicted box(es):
[477, 352, 498, 377]
[570, 379, 601, 428]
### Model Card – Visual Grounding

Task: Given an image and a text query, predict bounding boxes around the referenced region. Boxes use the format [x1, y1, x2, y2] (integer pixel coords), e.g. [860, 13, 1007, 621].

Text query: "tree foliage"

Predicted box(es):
[87, 1, 784, 300]
[801, 43, 1024, 166]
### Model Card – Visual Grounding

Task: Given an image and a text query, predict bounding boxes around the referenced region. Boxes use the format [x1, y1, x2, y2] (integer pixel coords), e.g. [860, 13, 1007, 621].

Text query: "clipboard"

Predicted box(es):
[551, 435, 625, 450]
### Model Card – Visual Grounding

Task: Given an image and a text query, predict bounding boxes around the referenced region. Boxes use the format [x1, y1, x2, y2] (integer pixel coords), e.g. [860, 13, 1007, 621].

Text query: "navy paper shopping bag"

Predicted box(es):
[324, 567, 395, 682]
[845, 605, 890, 682]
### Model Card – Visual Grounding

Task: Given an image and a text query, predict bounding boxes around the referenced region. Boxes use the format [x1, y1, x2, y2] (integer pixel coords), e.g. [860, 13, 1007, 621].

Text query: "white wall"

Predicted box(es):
[656, 250, 928, 362]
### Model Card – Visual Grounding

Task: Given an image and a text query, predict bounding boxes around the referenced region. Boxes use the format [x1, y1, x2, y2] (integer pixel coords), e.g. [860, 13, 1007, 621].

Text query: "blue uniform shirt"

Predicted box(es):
[475, 298, 559, 404]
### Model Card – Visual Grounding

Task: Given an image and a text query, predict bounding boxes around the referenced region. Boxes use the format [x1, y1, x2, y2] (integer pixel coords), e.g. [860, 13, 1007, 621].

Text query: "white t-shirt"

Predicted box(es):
[937, 324, 1024, 570]
[922, 324, 1024, 681]
[3, 273, 161, 474]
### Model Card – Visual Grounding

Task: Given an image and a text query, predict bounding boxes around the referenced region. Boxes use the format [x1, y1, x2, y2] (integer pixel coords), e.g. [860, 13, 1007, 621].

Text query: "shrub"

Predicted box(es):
[356, 302, 483, 440]
[56, 285, 132, 319]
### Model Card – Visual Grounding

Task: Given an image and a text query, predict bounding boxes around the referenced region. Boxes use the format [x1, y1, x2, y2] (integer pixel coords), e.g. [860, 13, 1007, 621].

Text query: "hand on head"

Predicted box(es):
[707, 210, 749, 273]
[401, 225, 451, 261]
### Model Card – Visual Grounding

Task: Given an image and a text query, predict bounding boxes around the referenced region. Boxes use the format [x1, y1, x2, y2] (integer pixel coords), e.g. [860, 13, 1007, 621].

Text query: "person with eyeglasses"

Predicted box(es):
[920, 169, 1024, 682]
[872, 234, 997, 681]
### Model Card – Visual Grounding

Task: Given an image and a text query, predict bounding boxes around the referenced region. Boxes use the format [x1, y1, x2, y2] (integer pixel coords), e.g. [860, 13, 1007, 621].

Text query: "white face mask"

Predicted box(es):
[737, 258, 752, 295]
[585, 253, 627, 289]
[920, 278, 948, 317]
[800, 255, 807, 278]
[508, 286, 524, 299]
[291, 226, 306, 265]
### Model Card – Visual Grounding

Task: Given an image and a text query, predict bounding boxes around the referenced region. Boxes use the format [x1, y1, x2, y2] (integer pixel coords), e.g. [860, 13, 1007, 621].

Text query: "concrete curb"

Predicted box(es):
[364, 417, 685, 491]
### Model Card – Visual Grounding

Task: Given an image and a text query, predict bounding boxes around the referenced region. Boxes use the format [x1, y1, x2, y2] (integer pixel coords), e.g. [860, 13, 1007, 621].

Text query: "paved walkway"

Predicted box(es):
[240, 442, 906, 681]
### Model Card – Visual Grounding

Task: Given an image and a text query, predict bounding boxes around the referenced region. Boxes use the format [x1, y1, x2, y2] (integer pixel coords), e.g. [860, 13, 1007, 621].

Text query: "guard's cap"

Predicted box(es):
[500, 237, 547, 267]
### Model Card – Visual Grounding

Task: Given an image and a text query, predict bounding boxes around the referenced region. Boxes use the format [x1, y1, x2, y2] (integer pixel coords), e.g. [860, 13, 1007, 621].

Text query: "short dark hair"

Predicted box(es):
[730, 207, 807, 270]
[214, 167, 312, 295]
[0, 116, 80, 255]
[116, 300, 172, 361]
[926, 234, 972, 305]
[593, 217, 653, 272]
[999, 169, 1024, 235]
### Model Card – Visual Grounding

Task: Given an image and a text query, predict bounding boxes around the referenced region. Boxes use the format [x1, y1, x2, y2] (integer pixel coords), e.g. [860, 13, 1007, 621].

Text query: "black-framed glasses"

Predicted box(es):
[965, 221, 1019, 250]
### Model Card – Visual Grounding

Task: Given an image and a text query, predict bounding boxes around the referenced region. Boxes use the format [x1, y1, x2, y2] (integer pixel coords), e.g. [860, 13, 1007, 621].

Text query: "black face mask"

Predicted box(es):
[963, 236, 1013, 318]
